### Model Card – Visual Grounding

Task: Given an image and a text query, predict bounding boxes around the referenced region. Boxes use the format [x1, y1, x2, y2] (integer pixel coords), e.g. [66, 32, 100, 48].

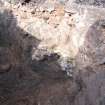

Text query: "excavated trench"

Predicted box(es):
[0, 0, 105, 105]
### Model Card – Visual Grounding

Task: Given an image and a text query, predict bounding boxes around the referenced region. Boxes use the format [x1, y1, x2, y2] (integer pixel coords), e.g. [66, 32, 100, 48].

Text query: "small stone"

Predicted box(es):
[0, 64, 11, 73]
[41, 0, 55, 13]
[67, 71, 73, 77]
[47, 5, 55, 12]
[58, 57, 75, 77]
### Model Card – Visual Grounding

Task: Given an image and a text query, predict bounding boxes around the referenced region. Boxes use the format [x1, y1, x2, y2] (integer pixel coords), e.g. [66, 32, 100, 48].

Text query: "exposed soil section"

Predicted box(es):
[0, 1, 105, 105]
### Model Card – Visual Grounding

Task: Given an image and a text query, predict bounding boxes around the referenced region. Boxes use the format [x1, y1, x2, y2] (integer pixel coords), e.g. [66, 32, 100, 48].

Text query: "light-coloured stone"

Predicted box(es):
[40, 0, 55, 12]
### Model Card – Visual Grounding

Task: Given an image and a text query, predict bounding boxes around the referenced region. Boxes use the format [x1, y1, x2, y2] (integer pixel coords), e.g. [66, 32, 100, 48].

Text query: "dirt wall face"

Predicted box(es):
[0, 0, 105, 105]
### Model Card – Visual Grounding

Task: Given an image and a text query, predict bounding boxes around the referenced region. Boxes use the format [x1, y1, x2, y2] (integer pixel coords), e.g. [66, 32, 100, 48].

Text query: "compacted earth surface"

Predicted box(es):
[0, 0, 105, 105]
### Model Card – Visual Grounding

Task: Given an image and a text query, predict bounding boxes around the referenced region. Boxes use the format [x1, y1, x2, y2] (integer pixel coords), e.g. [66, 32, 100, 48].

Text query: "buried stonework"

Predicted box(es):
[0, 0, 105, 105]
